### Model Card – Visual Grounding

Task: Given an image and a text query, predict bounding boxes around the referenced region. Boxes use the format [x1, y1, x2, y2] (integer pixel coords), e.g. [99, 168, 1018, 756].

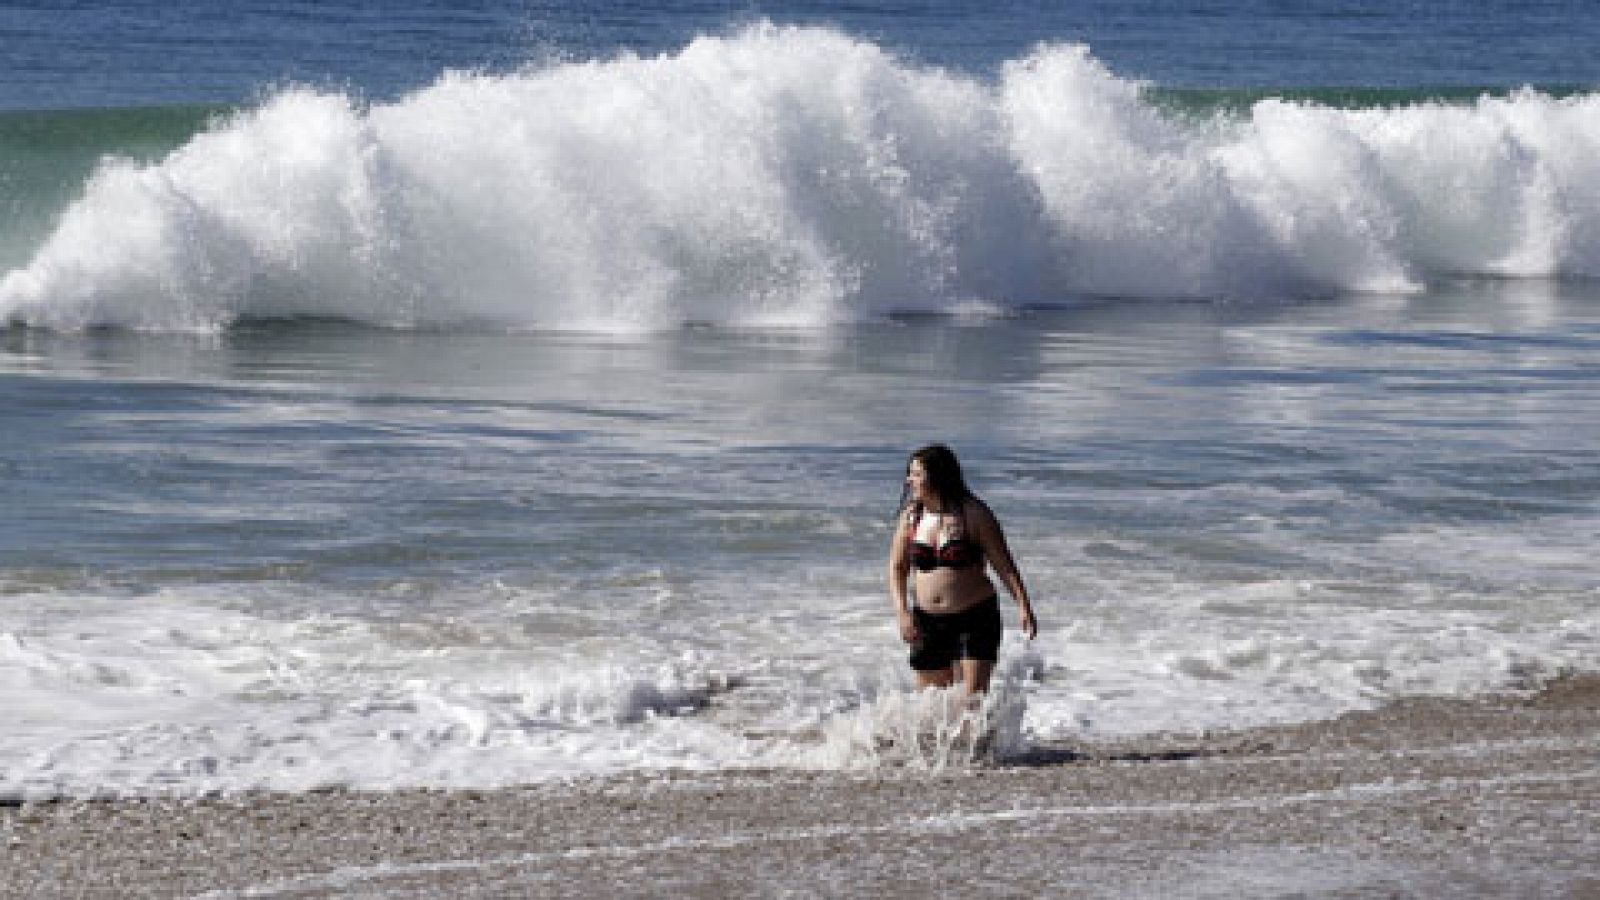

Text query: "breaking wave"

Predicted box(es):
[4, 23, 1600, 331]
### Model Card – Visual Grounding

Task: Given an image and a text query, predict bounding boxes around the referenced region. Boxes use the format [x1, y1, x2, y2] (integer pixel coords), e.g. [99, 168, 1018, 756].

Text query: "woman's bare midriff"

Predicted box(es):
[913, 568, 994, 614]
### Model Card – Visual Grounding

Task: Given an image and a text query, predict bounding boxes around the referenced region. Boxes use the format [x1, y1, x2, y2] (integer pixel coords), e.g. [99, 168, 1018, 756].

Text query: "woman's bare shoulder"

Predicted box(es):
[895, 502, 919, 532]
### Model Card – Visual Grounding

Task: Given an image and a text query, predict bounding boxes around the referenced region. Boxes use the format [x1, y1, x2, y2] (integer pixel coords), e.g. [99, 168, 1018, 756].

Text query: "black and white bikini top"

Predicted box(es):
[907, 504, 982, 572]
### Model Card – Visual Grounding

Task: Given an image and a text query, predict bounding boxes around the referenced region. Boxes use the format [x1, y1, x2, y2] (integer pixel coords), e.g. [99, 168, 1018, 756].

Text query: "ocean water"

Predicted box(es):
[4, 2, 1600, 800]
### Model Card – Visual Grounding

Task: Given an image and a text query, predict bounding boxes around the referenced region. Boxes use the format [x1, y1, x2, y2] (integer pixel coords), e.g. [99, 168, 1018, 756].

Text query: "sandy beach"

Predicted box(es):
[3, 675, 1597, 898]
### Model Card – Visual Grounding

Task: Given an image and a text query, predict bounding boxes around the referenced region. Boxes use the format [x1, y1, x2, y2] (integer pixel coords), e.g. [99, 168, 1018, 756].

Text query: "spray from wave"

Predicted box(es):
[3, 23, 1599, 332]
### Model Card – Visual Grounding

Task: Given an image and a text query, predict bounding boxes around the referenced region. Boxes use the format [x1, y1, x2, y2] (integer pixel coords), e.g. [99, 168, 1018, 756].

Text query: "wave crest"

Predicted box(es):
[5, 24, 1600, 331]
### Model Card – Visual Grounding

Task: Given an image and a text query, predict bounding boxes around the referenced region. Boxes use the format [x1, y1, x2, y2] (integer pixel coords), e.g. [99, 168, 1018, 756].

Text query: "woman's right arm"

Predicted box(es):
[888, 510, 918, 643]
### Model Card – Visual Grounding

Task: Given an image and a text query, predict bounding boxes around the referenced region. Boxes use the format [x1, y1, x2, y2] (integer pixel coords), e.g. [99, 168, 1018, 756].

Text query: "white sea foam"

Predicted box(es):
[4, 569, 1598, 799]
[5, 26, 1600, 331]
[807, 656, 1037, 771]
[1017, 574, 1600, 741]
[0, 587, 761, 801]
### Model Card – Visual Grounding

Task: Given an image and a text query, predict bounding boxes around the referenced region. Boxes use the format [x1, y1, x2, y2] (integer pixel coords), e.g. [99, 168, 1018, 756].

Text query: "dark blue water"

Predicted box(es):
[4, 0, 1600, 111]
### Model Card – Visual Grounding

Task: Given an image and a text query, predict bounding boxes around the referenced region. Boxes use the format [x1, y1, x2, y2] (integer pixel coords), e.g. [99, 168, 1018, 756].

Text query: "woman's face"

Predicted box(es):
[906, 459, 933, 505]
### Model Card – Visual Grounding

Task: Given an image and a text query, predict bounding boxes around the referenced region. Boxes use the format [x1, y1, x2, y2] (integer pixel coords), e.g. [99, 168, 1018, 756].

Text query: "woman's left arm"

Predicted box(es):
[971, 500, 1038, 639]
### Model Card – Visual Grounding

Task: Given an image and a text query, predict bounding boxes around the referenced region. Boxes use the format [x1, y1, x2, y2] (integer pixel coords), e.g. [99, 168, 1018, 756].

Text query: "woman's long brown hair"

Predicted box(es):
[899, 443, 974, 517]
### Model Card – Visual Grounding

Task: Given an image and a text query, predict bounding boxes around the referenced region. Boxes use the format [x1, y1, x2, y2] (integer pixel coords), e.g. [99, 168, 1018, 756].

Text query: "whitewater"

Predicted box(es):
[5, 24, 1600, 332]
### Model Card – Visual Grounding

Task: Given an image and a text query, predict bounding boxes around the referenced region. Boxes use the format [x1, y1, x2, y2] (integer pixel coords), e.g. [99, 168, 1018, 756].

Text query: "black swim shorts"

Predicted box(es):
[909, 595, 1002, 671]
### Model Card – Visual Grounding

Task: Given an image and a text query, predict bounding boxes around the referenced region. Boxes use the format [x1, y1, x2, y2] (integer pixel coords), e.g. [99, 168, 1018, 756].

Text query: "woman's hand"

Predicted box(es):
[897, 609, 920, 644]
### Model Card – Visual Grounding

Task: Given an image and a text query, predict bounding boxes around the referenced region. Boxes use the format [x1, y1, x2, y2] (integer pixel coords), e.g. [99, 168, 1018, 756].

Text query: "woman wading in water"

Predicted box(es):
[889, 444, 1037, 694]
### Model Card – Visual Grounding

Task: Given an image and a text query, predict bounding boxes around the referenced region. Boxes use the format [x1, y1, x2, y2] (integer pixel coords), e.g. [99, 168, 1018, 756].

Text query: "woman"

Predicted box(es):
[888, 444, 1037, 694]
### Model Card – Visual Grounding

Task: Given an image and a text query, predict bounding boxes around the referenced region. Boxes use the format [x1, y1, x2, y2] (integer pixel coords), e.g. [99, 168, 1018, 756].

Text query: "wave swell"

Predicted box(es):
[4, 24, 1600, 331]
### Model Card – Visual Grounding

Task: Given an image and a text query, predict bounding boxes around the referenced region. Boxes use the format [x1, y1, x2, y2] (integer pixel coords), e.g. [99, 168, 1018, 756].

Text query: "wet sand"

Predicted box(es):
[4, 676, 1598, 898]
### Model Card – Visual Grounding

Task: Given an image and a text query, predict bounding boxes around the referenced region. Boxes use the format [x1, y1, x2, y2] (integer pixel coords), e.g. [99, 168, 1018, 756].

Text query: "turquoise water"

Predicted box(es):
[3, 4, 1600, 798]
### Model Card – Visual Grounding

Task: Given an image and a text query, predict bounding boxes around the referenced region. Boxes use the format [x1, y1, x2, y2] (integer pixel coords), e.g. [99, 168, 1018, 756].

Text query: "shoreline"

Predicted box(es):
[4, 677, 1598, 898]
